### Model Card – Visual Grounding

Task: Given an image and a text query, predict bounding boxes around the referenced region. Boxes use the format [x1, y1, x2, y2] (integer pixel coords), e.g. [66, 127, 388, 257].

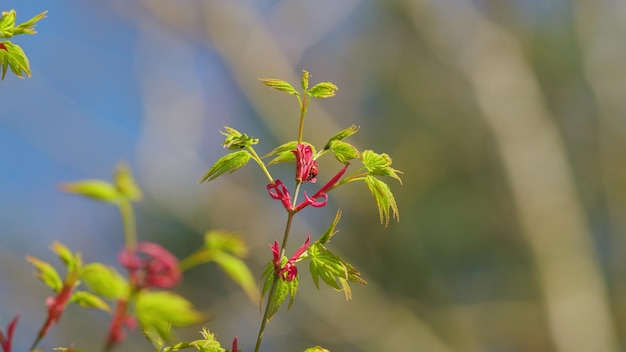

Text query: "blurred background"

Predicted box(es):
[1, 0, 626, 351]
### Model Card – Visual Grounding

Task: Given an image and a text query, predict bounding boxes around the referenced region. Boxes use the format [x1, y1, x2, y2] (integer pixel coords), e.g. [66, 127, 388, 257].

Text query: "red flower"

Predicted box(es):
[293, 144, 318, 183]
[36, 283, 75, 341]
[119, 242, 181, 289]
[0, 315, 18, 352]
[267, 164, 349, 213]
[270, 234, 310, 281]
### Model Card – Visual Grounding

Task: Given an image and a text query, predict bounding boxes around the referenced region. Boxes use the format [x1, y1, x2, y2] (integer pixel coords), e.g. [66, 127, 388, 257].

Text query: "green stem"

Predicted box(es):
[297, 93, 309, 144]
[248, 146, 274, 183]
[254, 211, 296, 352]
[118, 199, 137, 251]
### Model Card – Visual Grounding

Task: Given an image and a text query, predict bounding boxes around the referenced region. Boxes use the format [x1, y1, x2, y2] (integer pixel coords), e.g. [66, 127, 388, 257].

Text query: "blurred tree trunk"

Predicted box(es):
[406, 1, 619, 351]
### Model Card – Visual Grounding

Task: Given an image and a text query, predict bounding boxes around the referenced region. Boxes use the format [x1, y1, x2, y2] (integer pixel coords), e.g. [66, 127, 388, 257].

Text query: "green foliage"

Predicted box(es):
[135, 291, 205, 341]
[220, 126, 259, 150]
[25, 256, 63, 292]
[81, 263, 128, 300]
[361, 150, 403, 183]
[258, 77, 300, 97]
[155, 328, 226, 352]
[364, 175, 399, 226]
[70, 290, 111, 312]
[0, 9, 46, 79]
[198, 150, 251, 183]
[114, 162, 143, 201]
[211, 251, 258, 301]
[306, 82, 338, 98]
[260, 263, 298, 322]
[323, 125, 360, 150]
[327, 141, 359, 163]
[304, 347, 330, 352]
[308, 242, 366, 300]
[60, 180, 122, 203]
[318, 209, 342, 244]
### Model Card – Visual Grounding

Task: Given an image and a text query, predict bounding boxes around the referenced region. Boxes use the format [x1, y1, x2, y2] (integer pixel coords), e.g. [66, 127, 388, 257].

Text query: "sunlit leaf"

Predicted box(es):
[304, 347, 330, 352]
[328, 141, 359, 163]
[60, 179, 121, 204]
[212, 252, 258, 302]
[25, 256, 62, 292]
[361, 150, 403, 184]
[136, 291, 205, 341]
[220, 126, 259, 150]
[81, 263, 128, 300]
[323, 125, 360, 150]
[13, 11, 47, 36]
[71, 290, 111, 312]
[301, 70, 310, 90]
[198, 150, 251, 183]
[318, 209, 342, 244]
[204, 231, 248, 257]
[307, 82, 338, 98]
[364, 175, 399, 226]
[0, 40, 29, 79]
[258, 77, 300, 96]
[114, 162, 142, 201]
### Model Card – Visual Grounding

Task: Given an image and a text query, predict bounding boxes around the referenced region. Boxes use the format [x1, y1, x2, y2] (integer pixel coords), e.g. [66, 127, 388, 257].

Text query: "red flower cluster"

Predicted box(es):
[270, 234, 310, 281]
[118, 242, 182, 289]
[267, 144, 348, 213]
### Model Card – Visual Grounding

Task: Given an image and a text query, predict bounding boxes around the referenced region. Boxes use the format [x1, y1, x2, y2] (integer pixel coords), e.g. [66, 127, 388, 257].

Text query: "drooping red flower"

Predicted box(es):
[118, 242, 181, 289]
[294, 163, 349, 212]
[266, 180, 293, 211]
[267, 164, 349, 213]
[270, 234, 310, 281]
[293, 144, 318, 183]
[0, 315, 18, 352]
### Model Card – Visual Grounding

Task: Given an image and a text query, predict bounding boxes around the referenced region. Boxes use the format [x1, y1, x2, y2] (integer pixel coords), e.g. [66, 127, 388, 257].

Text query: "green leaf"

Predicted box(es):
[307, 82, 338, 98]
[220, 126, 259, 150]
[328, 141, 359, 163]
[70, 290, 111, 312]
[198, 150, 251, 183]
[361, 150, 403, 184]
[308, 243, 366, 300]
[26, 256, 63, 292]
[50, 241, 80, 270]
[266, 277, 290, 321]
[0, 41, 30, 79]
[364, 175, 399, 226]
[323, 125, 360, 150]
[319, 209, 342, 244]
[81, 263, 128, 299]
[263, 141, 316, 166]
[301, 70, 310, 90]
[304, 347, 330, 352]
[114, 162, 142, 201]
[162, 328, 225, 352]
[0, 10, 16, 38]
[60, 179, 121, 203]
[13, 11, 47, 36]
[204, 231, 248, 257]
[258, 77, 300, 97]
[212, 252, 258, 302]
[135, 291, 205, 341]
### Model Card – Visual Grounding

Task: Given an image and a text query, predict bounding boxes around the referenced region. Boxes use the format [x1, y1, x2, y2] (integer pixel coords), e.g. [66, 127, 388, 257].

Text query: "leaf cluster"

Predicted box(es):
[0, 9, 46, 79]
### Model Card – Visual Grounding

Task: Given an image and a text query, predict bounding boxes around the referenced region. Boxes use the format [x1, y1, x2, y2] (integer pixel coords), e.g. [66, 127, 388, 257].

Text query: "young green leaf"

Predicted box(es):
[204, 230, 248, 257]
[364, 175, 399, 226]
[220, 126, 259, 150]
[301, 70, 310, 90]
[198, 150, 251, 183]
[308, 242, 366, 300]
[50, 241, 78, 269]
[328, 141, 360, 163]
[13, 11, 47, 36]
[0, 41, 30, 79]
[263, 141, 317, 166]
[258, 77, 300, 97]
[307, 82, 338, 98]
[361, 150, 403, 184]
[114, 162, 142, 201]
[304, 347, 330, 352]
[266, 276, 290, 322]
[323, 125, 360, 150]
[60, 179, 121, 204]
[70, 290, 111, 312]
[212, 251, 258, 302]
[135, 291, 205, 341]
[318, 209, 342, 244]
[25, 256, 63, 292]
[81, 263, 128, 300]
[0, 10, 16, 37]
